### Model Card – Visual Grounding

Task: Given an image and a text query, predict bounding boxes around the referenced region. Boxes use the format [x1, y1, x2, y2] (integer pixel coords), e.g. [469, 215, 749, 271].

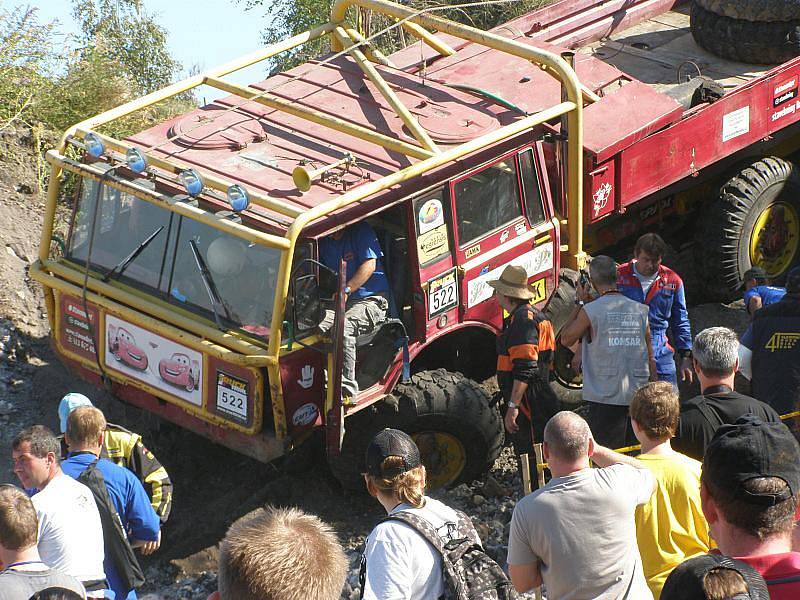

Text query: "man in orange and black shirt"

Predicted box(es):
[488, 265, 559, 476]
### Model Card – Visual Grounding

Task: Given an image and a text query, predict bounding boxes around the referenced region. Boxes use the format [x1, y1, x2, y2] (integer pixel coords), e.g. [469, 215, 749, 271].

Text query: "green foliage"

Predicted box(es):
[243, 0, 555, 73]
[0, 2, 193, 138]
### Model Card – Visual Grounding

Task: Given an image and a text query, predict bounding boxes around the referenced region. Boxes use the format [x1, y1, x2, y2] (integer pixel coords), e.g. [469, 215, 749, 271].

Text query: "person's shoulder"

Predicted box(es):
[106, 422, 136, 436]
[617, 261, 636, 281]
[658, 264, 684, 287]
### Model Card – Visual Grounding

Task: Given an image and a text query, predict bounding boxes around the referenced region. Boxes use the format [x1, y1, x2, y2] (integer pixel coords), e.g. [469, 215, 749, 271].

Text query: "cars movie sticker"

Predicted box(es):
[216, 371, 249, 422]
[417, 198, 445, 234]
[105, 314, 202, 406]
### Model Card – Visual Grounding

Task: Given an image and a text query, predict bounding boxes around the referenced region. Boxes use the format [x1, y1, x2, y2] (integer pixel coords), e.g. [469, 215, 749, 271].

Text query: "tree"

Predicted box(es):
[242, 0, 554, 73]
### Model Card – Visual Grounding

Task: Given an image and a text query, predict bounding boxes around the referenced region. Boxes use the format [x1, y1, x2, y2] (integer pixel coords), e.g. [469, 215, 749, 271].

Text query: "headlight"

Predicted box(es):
[227, 184, 250, 212]
[84, 133, 105, 158]
[178, 169, 204, 196]
[126, 148, 148, 174]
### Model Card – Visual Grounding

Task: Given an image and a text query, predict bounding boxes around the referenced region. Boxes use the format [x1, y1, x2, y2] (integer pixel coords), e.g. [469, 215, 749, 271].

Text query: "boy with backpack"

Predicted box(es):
[360, 428, 514, 599]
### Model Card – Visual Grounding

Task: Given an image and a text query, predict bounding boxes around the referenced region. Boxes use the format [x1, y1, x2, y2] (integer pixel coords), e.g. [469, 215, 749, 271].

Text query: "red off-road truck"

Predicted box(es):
[33, 0, 800, 488]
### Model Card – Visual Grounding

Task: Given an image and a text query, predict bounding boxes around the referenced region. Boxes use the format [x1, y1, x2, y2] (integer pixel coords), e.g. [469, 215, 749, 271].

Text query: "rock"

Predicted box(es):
[14, 183, 34, 195]
[475, 522, 490, 542]
[471, 494, 486, 507]
[481, 474, 512, 498]
[0, 401, 15, 416]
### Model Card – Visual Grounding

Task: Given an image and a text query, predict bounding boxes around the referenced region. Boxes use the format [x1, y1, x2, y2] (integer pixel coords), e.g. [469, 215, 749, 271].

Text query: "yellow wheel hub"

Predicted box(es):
[412, 431, 466, 490]
[749, 201, 799, 277]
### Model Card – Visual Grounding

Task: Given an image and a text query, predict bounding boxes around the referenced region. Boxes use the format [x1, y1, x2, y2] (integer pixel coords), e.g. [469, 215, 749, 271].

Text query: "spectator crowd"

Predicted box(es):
[2, 231, 800, 600]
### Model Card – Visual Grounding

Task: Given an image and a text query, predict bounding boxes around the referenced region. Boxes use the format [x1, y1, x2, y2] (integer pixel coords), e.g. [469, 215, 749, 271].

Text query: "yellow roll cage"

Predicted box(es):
[31, 0, 588, 443]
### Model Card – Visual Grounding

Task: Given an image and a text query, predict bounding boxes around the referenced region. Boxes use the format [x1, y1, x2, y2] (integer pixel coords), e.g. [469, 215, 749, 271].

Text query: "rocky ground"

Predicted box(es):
[0, 125, 750, 598]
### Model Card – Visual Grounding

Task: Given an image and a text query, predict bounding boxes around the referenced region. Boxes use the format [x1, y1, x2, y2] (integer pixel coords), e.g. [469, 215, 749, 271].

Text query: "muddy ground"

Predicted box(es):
[0, 125, 751, 597]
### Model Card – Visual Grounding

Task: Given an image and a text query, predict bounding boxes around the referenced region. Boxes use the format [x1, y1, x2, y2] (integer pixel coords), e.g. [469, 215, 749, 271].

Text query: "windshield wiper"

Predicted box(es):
[102, 226, 164, 282]
[188, 239, 232, 330]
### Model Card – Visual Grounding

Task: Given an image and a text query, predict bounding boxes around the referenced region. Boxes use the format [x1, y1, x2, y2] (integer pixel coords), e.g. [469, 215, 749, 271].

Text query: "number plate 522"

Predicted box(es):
[427, 269, 459, 319]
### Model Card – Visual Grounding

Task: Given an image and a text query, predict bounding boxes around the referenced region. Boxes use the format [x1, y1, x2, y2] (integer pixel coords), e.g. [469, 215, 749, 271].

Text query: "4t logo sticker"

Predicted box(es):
[298, 365, 315, 389]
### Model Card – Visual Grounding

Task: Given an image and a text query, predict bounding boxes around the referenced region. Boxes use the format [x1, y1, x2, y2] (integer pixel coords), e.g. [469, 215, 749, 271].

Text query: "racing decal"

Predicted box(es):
[427, 268, 459, 319]
[530, 278, 547, 304]
[215, 371, 248, 422]
[465, 244, 481, 259]
[467, 242, 554, 308]
[592, 182, 612, 217]
[292, 402, 319, 427]
[59, 295, 99, 360]
[765, 332, 800, 352]
[418, 198, 445, 234]
[105, 314, 202, 406]
[500, 229, 510, 243]
[774, 77, 798, 108]
[515, 222, 527, 236]
[722, 106, 749, 142]
[297, 364, 314, 389]
[417, 224, 449, 263]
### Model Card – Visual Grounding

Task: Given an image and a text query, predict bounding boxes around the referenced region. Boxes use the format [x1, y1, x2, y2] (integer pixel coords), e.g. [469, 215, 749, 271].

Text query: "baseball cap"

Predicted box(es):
[58, 393, 94, 433]
[743, 266, 768, 283]
[661, 554, 769, 600]
[786, 265, 800, 293]
[365, 428, 421, 478]
[703, 415, 800, 505]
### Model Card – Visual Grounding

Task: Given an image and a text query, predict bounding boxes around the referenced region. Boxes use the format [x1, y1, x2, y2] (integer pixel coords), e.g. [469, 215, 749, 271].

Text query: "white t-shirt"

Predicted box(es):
[362, 496, 459, 600]
[508, 464, 655, 600]
[32, 470, 106, 584]
[633, 261, 659, 296]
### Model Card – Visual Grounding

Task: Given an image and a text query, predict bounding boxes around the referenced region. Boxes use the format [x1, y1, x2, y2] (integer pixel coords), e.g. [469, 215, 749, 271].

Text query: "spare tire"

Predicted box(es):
[690, 2, 800, 65]
[696, 0, 800, 23]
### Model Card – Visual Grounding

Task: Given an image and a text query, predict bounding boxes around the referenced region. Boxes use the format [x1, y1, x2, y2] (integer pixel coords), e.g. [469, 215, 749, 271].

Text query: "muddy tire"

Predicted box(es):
[690, 2, 800, 64]
[696, 156, 800, 301]
[327, 369, 503, 492]
[544, 269, 583, 406]
[696, 0, 800, 22]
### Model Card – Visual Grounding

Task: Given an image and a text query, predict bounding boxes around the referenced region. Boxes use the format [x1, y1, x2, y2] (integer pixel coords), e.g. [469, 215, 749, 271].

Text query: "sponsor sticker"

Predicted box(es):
[592, 182, 612, 217]
[418, 198, 445, 234]
[60, 296, 98, 359]
[774, 78, 798, 108]
[467, 243, 554, 308]
[292, 402, 320, 427]
[530, 278, 547, 304]
[465, 244, 481, 259]
[417, 224, 449, 263]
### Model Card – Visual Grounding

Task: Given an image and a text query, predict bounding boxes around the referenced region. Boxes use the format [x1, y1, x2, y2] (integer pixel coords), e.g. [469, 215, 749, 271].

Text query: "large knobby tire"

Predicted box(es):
[327, 369, 503, 492]
[696, 0, 800, 22]
[544, 269, 583, 406]
[696, 156, 800, 301]
[690, 2, 800, 65]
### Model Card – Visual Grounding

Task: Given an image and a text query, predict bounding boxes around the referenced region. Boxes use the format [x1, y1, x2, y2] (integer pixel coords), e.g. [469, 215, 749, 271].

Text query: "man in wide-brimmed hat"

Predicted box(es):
[488, 265, 559, 484]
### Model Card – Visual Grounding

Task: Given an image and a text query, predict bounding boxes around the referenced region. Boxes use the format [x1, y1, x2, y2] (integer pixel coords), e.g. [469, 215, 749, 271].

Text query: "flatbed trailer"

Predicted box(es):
[31, 0, 800, 488]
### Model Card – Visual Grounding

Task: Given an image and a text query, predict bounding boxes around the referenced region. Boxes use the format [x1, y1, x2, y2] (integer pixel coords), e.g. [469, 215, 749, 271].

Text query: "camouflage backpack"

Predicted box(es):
[360, 507, 517, 600]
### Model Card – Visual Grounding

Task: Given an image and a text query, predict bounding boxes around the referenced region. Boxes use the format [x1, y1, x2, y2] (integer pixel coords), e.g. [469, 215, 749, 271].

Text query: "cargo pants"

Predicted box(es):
[318, 295, 389, 397]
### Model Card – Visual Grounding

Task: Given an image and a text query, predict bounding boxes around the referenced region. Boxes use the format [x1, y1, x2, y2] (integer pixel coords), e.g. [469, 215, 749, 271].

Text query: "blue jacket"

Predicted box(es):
[744, 285, 786, 314]
[62, 452, 160, 600]
[618, 261, 692, 377]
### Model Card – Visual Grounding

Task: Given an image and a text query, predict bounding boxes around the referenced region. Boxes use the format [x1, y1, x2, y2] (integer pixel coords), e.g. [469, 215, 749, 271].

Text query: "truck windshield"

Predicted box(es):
[66, 177, 280, 338]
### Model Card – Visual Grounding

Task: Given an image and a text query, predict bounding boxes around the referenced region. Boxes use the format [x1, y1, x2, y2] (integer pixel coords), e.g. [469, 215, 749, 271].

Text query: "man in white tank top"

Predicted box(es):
[561, 256, 657, 449]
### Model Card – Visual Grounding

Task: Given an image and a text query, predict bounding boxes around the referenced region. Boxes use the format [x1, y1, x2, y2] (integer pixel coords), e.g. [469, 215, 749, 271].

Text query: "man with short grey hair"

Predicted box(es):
[561, 255, 657, 448]
[672, 327, 780, 460]
[507, 411, 655, 598]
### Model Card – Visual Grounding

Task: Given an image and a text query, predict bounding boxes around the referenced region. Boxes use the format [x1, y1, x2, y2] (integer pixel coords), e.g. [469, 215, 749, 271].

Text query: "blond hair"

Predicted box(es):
[66, 405, 106, 448]
[0, 484, 38, 550]
[703, 567, 749, 599]
[366, 457, 427, 508]
[218, 506, 348, 600]
[629, 381, 679, 441]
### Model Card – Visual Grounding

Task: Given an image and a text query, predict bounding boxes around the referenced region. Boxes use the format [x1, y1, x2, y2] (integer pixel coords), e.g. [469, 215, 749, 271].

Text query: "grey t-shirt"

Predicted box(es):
[508, 464, 654, 600]
[0, 567, 85, 600]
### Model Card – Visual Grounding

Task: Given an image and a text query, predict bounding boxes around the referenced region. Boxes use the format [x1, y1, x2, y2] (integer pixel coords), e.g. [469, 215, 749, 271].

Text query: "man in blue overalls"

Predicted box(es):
[618, 233, 693, 386]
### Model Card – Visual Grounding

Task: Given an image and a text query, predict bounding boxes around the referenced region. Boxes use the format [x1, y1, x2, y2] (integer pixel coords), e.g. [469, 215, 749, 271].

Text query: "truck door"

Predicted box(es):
[452, 146, 559, 326]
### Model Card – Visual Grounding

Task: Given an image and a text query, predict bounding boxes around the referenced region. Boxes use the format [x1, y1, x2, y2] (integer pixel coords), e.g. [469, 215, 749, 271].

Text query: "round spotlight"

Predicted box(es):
[178, 169, 204, 196]
[126, 148, 148, 174]
[84, 133, 105, 158]
[226, 184, 250, 212]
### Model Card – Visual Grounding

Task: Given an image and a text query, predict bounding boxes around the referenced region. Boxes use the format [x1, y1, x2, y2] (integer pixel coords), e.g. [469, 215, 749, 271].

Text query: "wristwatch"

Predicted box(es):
[574, 298, 585, 306]
[507, 401, 517, 409]
[344, 285, 351, 295]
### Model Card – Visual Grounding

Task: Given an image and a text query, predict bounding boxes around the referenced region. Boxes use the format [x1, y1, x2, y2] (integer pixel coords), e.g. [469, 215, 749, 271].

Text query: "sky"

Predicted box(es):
[30, 0, 275, 101]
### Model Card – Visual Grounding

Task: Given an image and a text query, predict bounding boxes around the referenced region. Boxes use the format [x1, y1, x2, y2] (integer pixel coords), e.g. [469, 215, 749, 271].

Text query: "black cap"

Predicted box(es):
[661, 554, 769, 600]
[743, 266, 768, 283]
[786, 266, 800, 293]
[365, 428, 421, 478]
[703, 415, 800, 506]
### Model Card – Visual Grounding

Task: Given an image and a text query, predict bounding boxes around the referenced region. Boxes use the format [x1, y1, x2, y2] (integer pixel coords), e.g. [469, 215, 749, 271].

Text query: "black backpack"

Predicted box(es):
[77, 459, 145, 591]
[360, 507, 517, 600]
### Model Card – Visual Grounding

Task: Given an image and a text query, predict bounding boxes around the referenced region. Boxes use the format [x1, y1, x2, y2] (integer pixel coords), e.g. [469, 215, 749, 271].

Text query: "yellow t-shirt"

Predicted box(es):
[635, 451, 712, 599]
